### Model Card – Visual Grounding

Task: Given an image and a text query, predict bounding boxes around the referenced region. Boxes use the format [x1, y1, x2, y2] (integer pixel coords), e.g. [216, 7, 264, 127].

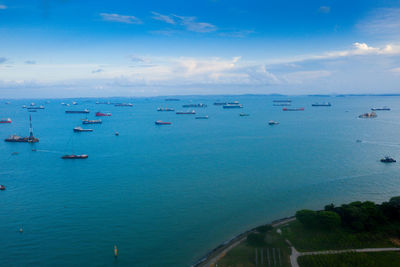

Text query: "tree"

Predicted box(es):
[255, 224, 273, 233]
[317, 211, 341, 229]
[247, 233, 265, 247]
[296, 210, 318, 228]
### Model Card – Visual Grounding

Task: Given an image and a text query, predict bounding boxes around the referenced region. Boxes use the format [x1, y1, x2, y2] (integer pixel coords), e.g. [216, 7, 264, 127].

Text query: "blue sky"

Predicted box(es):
[1, 0, 400, 97]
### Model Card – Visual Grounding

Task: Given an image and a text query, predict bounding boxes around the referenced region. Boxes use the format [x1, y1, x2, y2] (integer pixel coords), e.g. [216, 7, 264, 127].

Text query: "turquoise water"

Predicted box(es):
[1, 95, 400, 266]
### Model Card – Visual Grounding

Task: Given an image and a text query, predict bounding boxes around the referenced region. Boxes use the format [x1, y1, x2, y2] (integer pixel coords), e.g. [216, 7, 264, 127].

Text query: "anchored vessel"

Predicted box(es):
[114, 103, 133, 107]
[95, 112, 111, 116]
[0, 118, 11, 123]
[371, 107, 390, 111]
[268, 120, 279, 125]
[5, 115, 39, 143]
[195, 116, 209, 119]
[65, 109, 89, 114]
[155, 120, 172, 125]
[359, 112, 377, 118]
[312, 102, 331, 107]
[282, 107, 304, 111]
[381, 156, 396, 163]
[27, 106, 45, 110]
[223, 104, 243, 109]
[82, 119, 102, 124]
[182, 103, 207, 108]
[176, 110, 196, 114]
[157, 107, 175, 111]
[214, 102, 227, 106]
[73, 127, 93, 132]
[61, 154, 88, 159]
[273, 99, 291, 103]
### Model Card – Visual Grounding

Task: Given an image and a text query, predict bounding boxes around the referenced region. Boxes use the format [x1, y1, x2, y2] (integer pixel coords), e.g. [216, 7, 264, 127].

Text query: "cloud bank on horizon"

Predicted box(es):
[1, 0, 400, 97]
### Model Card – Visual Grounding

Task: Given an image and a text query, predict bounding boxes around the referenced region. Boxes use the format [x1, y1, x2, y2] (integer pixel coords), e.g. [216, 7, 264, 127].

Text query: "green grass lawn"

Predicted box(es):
[281, 220, 397, 252]
[217, 230, 291, 267]
[298, 251, 400, 267]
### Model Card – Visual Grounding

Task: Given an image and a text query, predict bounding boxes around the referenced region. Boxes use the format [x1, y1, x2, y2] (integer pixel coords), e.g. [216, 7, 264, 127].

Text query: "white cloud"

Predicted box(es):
[318, 6, 330, 13]
[0, 57, 7, 64]
[151, 11, 175, 24]
[282, 70, 332, 84]
[92, 69, 104, 74]
[130, 55, 146, 63]
[25, 60, 36, 64]
[0, 4, 7, 10]
[357, 8, 400, 36]
[100, 13, 142, 24]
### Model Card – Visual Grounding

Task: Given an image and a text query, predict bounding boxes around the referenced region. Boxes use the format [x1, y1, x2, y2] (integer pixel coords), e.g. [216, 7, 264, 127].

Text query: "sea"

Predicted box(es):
[1, 95, 400, 266]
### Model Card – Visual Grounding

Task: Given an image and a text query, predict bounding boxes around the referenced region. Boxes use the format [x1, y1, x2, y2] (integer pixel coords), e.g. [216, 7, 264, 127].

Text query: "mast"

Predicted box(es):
[29, 115, 33, 138]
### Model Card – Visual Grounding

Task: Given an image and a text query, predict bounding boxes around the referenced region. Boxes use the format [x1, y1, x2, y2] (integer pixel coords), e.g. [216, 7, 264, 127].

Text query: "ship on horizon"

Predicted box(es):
[312, 102, 331, 107]
[176, 110, 196, 114]
[65, 109, 90, 114]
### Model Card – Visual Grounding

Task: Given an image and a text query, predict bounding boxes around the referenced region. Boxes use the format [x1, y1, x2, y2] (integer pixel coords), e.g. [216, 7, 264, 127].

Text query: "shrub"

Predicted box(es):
[255, 224, 273, 233]
[247, 233, 265, 247]
[318, 211, 341, 229]
[296, 210, 318, 228]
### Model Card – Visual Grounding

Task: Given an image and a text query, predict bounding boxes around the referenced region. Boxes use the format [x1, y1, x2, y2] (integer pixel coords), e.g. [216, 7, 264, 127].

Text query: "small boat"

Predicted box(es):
[273, 103, 291, 106]
[182, 103, 207, 108]
[239, 113, 249, 116]
[61, 154, 88, 159]
[223, 104, 243, 109]
[214, 102, 227, 105]
[73, 126, 93, 132]
[82, 119, 102, 124]
[0, 185, 5, 190]
[381, 156, 396, 163]
[22, 105, 27, 108]
[72, 101, 78, 105]
[312, 102, 331, 107]
[358, 112, 377, 118]
[65, 109, 90, 114]
[228, 101, 240, 105]
[356, 139, 362, 143]
[114, 103, 133, 107]
[268, 120, 279, 125]
[0, 118, 11, 123]
[371, 107, 390, 111]
[28, 110, 37, 112]
[273, 99, 291, 103]
[195, 116, 209, 119]
[155, 120, 172, 125]
[157, 107, 175, 111]
[115, 132, 119, 136]
[176, 110, 196, 114]
[95, 112, 111, 116]
[283, 107, 304, 111]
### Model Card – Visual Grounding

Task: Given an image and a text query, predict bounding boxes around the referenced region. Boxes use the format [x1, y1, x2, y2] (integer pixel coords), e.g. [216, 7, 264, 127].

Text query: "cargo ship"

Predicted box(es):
[182, 103, 207, 108]
[176, 110, 196, 114]
[95, 112, 111, 116]
[214, 102, 227, 105]
[282, 107, 304, 111]
[61, 154, 88, 159]
[65, 109, 90, 114]
[82, 119, 102, 124]
[359, 112, 377, 118]
[73, 126, 93, 132]
[381, 156, 396, 163]
[155, 120, 172, 125]
[273, 103, 291, 106]
[195, 116, 209, 119]
[114, 103, 133, 107]
[0, 118, 11, 123]
[223, 104, 243, 109]
[371, 107, 390, 111]
[27, 105, 45, 110]
[239, 113, 249, 116]
[273, 99, 291, 103]
[312, 103, 331, 107]
[5, 115, 39, 143]
[157, 107, 175, 111]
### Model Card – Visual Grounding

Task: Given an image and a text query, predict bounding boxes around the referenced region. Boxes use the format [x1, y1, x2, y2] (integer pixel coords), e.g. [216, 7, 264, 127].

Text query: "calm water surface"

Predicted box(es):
[1, 95, 400, 266]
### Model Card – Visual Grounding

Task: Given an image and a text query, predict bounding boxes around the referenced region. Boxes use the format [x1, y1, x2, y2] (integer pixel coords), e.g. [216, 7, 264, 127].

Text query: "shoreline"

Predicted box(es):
[192, 216, 296, 267]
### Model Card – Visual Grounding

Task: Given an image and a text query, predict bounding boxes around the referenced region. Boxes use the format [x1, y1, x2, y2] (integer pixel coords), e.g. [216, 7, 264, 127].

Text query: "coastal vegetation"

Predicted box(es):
[214, 196, 400, 267]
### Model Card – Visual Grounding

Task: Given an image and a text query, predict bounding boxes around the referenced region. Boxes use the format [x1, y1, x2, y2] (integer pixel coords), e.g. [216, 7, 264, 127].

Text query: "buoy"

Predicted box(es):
[19, 228, 23, 233]
[114, 245, 117, 257]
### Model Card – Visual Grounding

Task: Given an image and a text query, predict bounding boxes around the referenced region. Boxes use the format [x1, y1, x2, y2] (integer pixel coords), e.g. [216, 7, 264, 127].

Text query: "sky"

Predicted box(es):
[1, 0, 400, 98]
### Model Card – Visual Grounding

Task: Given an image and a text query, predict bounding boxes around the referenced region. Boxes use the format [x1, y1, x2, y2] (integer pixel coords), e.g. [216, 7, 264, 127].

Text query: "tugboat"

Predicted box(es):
[381, 156, 396, 163]
[61, 154, 88, 159]
[95, 112, 111, 116]
[371, 107, 390, 111]
[268, 120, 279, 125]
[155, 120, 172, 125]
[176, 110, 196, 114]
[82, 119, 102, 124]
[358, 112, 377, 118]
[283, 107, 304, 111]
[157, 107, 175, 111]
[73, 126, 93, 132]
[0, 185, 5, 190]
[239, 113, 250, 116]
[65, 109, 89, 114]
[0, 118, 11, 123]
[5, 115, 39, 143]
